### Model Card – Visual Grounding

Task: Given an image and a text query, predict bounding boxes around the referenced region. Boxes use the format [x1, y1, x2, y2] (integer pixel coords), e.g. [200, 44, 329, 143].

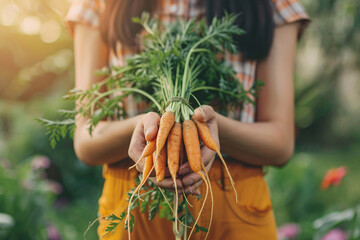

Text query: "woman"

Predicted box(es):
[66, 0, 309, 239]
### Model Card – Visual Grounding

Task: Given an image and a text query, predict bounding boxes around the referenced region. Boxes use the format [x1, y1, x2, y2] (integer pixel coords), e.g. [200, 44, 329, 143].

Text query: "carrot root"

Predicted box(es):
[126, 155, 154, 240]
[129, 139, 156, 170]
[187, 171, 209, 240]
[182, 188, 193, 208]
[201, 164, 213, 240]
[193, 119, 238, 203]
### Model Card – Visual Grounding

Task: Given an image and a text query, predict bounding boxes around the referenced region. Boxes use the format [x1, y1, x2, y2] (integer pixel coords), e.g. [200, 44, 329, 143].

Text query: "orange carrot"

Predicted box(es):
[129, 139, 156, 170]
[155, 111, 175, 163]
[126, 154, 154, 240]
[155, 146, 167, 182]
[183, 120, 202, 173]
[167, 122, 182, 178]
[167, 122, 182, 233]
[193, 119, 238, 203]
[183, 119, 211, 240]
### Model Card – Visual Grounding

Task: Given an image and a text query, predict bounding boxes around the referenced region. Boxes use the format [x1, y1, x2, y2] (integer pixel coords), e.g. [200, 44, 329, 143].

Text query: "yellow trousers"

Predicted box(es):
[97, 159, 278, 240]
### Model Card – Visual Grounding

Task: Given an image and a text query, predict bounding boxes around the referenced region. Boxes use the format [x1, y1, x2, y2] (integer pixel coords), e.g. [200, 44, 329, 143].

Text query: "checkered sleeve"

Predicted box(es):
[65, 0, 104, 37]
[272, 0, 310, 38]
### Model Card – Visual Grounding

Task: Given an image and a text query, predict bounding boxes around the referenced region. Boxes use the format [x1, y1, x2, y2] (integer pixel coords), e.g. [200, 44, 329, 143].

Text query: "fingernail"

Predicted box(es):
[192, 190, 201, 196]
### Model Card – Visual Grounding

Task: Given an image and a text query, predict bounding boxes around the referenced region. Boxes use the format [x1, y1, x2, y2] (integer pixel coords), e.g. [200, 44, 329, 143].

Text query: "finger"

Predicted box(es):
[182, 172, 202, 188]
[128, 122, 147, 163]
[150, 177, 183, 189]
[192, 105, 215, 123]
[143, 112, 160, 141]
[201, 146, 216, 167]
[178, 162, 191, 175]
[184, 180, 203, 195]
[135, 158, 145, 173]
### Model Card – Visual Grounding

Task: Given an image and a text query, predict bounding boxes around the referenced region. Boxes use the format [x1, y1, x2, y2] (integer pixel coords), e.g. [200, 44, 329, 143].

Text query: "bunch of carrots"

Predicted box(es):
[116, 13, 247, 240]
[39, 13, 260, 240]
[126, 109, 238, 240]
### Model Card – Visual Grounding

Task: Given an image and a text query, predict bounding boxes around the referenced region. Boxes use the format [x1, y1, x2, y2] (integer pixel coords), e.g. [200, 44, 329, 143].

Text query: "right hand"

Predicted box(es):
[128, 112, 183, 190]
[128, 112, 160, 171]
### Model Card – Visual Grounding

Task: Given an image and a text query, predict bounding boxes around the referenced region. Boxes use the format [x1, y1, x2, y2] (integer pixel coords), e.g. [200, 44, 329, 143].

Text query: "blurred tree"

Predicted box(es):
[295, 0, 360, 149]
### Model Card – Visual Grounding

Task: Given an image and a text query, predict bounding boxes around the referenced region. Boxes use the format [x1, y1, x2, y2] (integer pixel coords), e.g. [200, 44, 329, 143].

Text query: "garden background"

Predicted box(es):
[0, 0, 359, 239]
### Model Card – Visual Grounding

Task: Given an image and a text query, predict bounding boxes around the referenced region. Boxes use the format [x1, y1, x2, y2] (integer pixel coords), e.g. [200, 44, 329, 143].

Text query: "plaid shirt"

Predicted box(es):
[66, 0, 309, 123]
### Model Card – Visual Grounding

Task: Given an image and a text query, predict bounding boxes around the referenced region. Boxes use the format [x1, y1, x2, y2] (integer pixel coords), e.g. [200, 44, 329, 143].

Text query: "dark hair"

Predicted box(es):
[206, 0, 274, 60]
[100, 0, 274, 60]
[100, 0, 155, 52]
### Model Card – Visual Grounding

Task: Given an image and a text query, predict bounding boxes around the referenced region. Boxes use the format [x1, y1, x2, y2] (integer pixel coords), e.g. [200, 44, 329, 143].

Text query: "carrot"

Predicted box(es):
[129, 139, 156, 170]
[193, 118, 238, 203]
[183, 120, 202, 173]
[167, 122, 182, 178]
[155, 111, 175, 163]
[126, 154, 154, 240]
[167, 122, 182, 233]
[183, 119, 212, 240]
[155, 146, 167, 182]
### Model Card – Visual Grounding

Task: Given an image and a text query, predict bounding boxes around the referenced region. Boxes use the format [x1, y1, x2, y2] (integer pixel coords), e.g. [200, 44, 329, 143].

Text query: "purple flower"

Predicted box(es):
[322, 229, 347, 240]
[278, 223, 301, 239]
[31, 155, 50, 170]
[47, 224, 61, 240]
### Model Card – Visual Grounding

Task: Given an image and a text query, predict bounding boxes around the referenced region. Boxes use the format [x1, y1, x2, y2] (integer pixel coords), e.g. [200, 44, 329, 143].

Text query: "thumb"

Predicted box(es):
[192, 105, 215, 123]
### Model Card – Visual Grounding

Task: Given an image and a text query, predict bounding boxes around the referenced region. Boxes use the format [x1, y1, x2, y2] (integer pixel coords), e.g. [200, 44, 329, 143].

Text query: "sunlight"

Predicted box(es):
[20, 16, 41, 35]
[1, 3, 18, 26]
[40, 20, 61, 43]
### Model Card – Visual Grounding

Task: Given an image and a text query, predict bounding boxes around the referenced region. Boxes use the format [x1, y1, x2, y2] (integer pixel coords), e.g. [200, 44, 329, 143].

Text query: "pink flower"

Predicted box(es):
[46, 180, 63, 194]
[278, 223, 301, 239]
[31, 155, 51, 170]
[322, 228, 347, 240]
[47, 224, 61, 240]
[321, 166, 347, 190]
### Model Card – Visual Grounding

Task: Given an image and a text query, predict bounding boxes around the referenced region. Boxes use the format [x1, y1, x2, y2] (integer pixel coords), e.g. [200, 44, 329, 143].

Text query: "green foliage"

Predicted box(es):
[0, 95, 102, 240]
[267, 148, 360, 239]
[295, 0, 360, 148]
[0, 157, 56, 240]
[313, 206, 360, 240]
[36, 117, 75, 149]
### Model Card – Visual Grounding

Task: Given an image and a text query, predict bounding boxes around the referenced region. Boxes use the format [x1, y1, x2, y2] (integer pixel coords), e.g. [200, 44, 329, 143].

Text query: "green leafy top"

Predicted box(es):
[38, 13, 260, 146]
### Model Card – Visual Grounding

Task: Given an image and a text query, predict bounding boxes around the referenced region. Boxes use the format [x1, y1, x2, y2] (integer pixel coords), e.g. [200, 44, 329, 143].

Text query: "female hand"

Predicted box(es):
[178, 105, 219, 195]
[128, 112, 183, 189]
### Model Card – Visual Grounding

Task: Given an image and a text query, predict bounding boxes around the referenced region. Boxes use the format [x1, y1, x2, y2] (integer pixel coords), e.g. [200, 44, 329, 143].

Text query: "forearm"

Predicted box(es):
[74, 114, 143, 166]
[218, 24, 300, 167]
[217, 114, 294, 167]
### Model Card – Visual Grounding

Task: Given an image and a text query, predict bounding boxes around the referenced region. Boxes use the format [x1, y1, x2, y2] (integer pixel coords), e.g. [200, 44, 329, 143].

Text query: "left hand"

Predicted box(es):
[178, 105, 219, 195]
